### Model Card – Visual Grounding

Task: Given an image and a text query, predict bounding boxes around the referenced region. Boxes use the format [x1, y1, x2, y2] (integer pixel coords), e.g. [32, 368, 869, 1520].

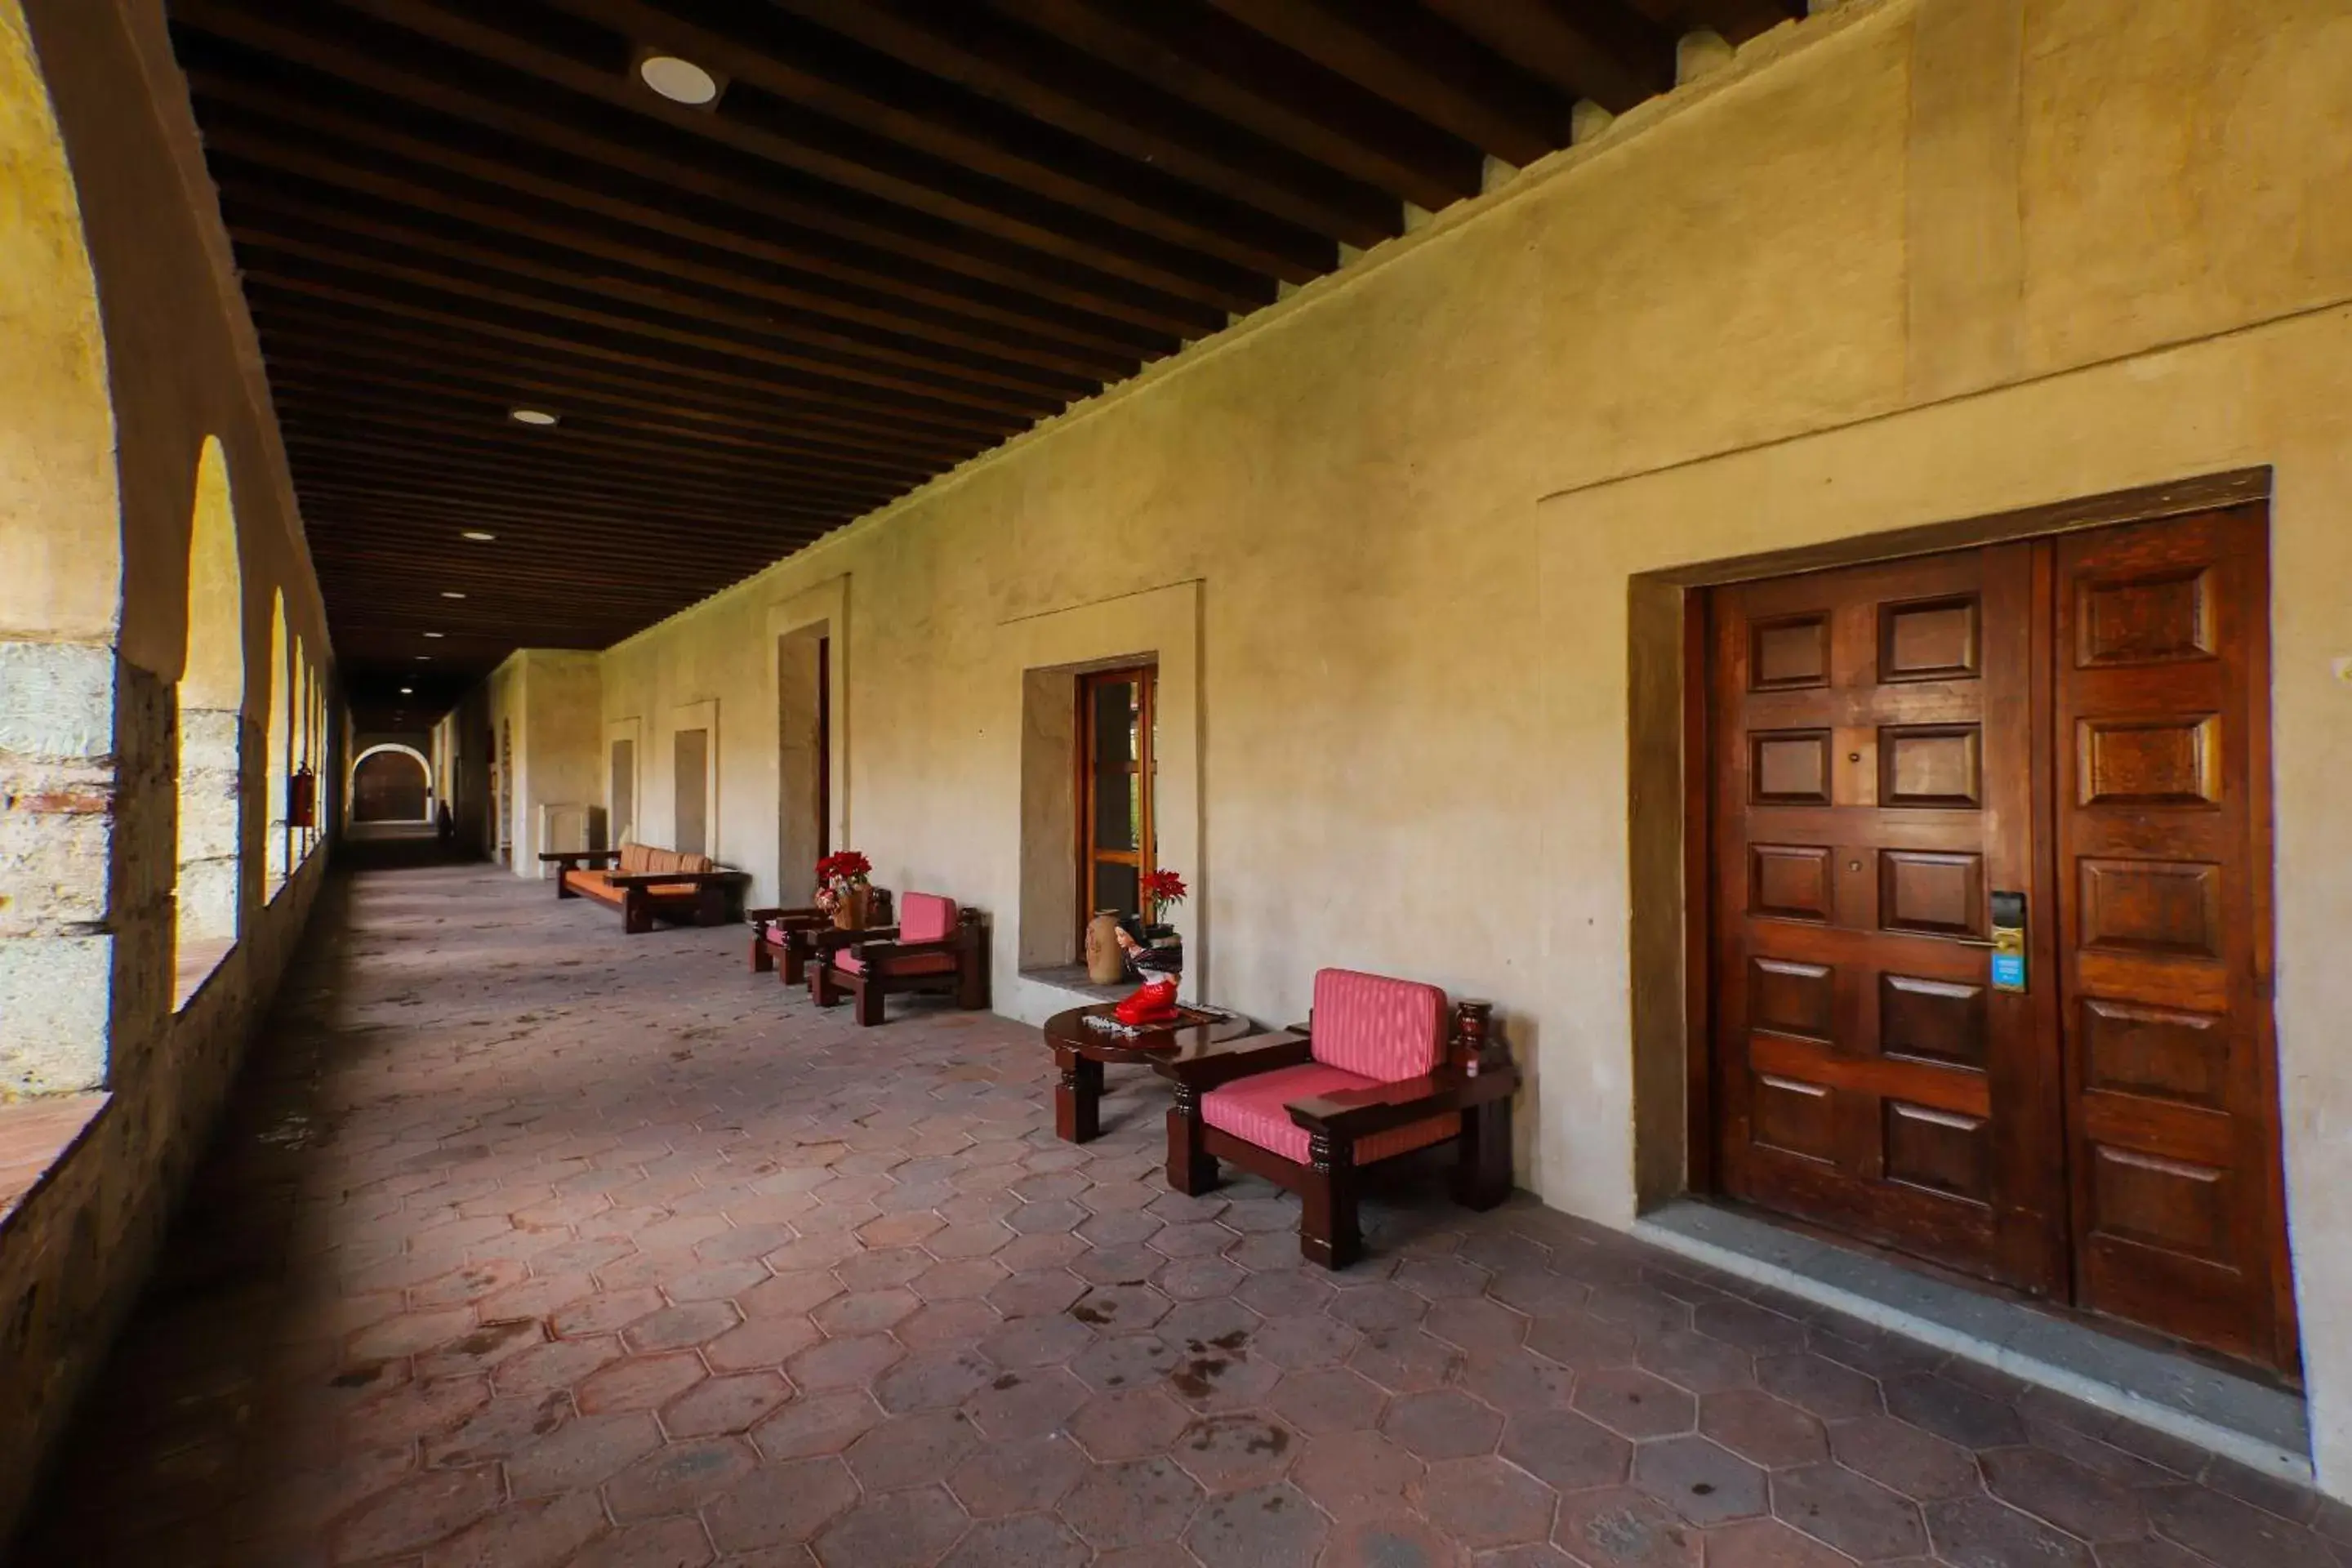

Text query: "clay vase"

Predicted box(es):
[832, 885, 871, 931]
[1085, 910, 1127, 984]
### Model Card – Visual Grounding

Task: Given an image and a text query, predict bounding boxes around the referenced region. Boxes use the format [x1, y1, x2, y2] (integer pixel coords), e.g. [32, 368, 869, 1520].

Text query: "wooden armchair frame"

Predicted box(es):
[751, 889, 895, 986]
[1157, 1000, 1517, 1268]
[810, 907, 989, 1025]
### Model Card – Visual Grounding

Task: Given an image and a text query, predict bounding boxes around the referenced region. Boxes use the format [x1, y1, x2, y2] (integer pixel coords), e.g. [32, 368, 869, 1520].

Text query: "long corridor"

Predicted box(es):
[19, 863, 2348, 1568]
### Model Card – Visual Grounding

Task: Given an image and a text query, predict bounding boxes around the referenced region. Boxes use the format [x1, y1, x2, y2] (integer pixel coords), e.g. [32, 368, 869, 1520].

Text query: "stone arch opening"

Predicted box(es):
[264, 590, 291, 895]
[172, 436, 244, 1006]
[350, 743, 432, 824]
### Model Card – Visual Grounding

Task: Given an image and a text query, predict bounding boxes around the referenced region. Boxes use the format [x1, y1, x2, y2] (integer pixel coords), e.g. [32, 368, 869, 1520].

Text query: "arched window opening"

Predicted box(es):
[350, 743, 432, 824]
[173, 436, 244, 1008]
[265, 591, 292, 895]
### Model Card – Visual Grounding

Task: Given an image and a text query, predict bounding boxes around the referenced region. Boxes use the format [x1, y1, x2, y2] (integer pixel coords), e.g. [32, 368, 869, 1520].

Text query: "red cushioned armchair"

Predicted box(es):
[749, 888, 893, 987]
[810, 891, 989, 1026]
[1156, 969, 1518, 1268]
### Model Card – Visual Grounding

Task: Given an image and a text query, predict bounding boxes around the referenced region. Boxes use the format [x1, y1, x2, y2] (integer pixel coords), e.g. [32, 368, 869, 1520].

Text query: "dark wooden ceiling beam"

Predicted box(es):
[249, 301, 987, 466]
[764, 0, 1399, 247]
[261, 364, 936, 488]
[1416, 0, 1674, 112]
[233, 235, 1060, 425]
[540, 0, 1342, 278]
[985, 0, 1485, 212]
[202, 136, 1135, 384]
[1619, 0, 1808, 46]
[171, 2, 1238, 337]
[1201, 0, 1567, 167]
[310, 537, 805, 591]
[238, 268, 1021, 445]
[220, 183, 1099, 406]
[182, 69, 1171, 367]
[296, 492, 828, 558]
[333, 0, 1288, 303]
[278, 441, 858, 528]
[276, 408, 902, 514]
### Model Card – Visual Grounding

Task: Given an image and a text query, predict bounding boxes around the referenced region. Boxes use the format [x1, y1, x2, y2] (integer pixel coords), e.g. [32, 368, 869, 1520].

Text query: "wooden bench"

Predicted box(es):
[540, 842, 750, 934]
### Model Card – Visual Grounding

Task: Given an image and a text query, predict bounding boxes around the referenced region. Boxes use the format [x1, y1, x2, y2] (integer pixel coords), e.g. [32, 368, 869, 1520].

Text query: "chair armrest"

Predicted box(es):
[1286, 1063, 1521, 1141]
[749, 905, 826, 923]
[1156, 1032, 1314, 1091]
[540, 849, 621, 867]
[814, 924, 899, 954]
[608, 870, 750, 889]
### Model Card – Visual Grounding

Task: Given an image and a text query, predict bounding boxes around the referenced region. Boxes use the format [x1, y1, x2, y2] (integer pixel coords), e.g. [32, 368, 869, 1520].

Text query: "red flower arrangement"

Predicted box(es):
[813, 850, 872, 915]
[1139, 869, 1187, 922]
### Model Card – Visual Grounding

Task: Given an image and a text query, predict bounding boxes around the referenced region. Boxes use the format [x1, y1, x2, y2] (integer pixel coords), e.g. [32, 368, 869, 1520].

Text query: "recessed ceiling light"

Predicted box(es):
[441, 590, 467, 599]
[639, 53, 720, 106]
[461, 529, 497, 541]
[399, 687, 414, 695]
[423, 631, 445, 639]
[415, 655, 431, 661]
[509, 407, 559, 426]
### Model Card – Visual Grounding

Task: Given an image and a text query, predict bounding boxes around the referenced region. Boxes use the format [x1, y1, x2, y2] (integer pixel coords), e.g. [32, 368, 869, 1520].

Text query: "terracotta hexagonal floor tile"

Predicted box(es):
[705, 1315, 822, 1374]
[1575, 1367, 1699, 1441]
[1500, 1409, 1633, 1493]
[1269, 1365, 1387, 1436]
[1417, 1454, 1559, 1550]
[1294, 1430, 1424, 1521]
[1069, 1385, 1193, 1461]
[705, 1456, 861, 1555]
[812, 1287, 921, 1335]
[663, 1370, 793, 1436]
[947, 1430, 1088, 1517]
[1825, 1414, 1980, 1502]
[1062, 1455, 1205, 1551]
[1321, 1514, 1473, 1568]
[1525, 1313, 1637, 1373]
[813, 1486, 969, 1568]
[977, 1312, 1093, 1370]
[331, 1463, 504, 1561]
[1455, 1348, 1578, 1414]
[1631, 1436, 1767, 1527]
[1923, 1495, 2095, 1568]
[1169, 1413, 1299, 1491]
[1701, 1517, 1864, 1567]
[604, 1435, 759, 1520]
[846, 1409, 983, 1493]
[938, 1512, 1086, 1568]
[621, 1300, 742, 1354]
[1186, 1481, 1326, 1568]
[1770, 1461, 1929, 1561]
[1552, 1483, 1703, 1568]
[577, 1350, 707, 1414]
[1754, 1352, 1882, 1421]
[568, 1515, 716, 1568]
[962, 1363, 1089, 1439]
[1698, 1389, 1828, 1470]
[872, 1348, 995, 1413]
[786, 1332, 906, 1392]
[1383, 1388, 1504, 1461]
[752, 1389, 884, 1460]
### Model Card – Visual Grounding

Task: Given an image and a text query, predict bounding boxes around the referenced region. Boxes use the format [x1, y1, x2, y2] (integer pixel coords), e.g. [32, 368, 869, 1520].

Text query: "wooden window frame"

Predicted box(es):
[1076, 665, 1157, 946]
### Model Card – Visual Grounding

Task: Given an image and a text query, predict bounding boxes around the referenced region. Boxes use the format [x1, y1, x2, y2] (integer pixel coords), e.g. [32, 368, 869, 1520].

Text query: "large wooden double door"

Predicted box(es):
[1708, 505, 2296, 1373]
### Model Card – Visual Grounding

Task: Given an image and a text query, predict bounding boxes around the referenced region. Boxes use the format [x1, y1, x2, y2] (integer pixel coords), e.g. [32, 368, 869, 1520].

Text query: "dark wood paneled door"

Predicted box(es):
[1706, 505, 2294, 1373]
[1711, 546, 2067, 1296]
[2052, 508, 2293, 1370]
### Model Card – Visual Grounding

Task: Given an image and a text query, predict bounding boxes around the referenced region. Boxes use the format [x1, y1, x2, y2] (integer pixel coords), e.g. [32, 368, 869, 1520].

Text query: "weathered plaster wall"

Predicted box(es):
[0, 0, 337, 1541]
[538, 0, 2352, 1490]
[484, 649, 604, 873]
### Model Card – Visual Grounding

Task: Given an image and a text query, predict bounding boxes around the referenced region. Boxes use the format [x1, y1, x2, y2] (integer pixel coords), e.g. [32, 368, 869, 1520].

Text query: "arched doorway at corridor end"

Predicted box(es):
[350, 743, 431, 824]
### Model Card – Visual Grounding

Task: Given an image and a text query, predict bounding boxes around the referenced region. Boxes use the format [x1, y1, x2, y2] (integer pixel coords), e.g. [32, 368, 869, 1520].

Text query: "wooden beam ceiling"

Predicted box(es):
[165, 0, 1800, 723]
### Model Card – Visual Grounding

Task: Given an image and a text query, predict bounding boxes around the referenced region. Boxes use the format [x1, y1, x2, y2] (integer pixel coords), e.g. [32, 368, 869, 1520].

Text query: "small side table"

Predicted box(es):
[1041, 1004, 1254, 1143]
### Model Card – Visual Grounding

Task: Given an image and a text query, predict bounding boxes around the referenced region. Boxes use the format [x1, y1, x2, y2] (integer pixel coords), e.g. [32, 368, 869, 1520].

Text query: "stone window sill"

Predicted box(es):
[1018, 964, 1132, 1005]
[0, 1092, 110, 1225]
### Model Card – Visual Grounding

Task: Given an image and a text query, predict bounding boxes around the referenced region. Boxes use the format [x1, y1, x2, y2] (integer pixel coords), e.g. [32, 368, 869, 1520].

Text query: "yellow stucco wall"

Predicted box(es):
[583, 0, 2352, 1486]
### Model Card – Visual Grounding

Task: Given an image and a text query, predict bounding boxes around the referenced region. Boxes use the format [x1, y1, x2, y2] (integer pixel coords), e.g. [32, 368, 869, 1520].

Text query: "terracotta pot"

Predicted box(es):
[1085, 910, 1127, 984]
[832, 885, 871, 930]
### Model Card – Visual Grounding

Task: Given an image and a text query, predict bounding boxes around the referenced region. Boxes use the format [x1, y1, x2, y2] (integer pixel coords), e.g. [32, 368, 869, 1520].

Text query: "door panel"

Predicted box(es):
[1711, 546, 2067, 1296]
[1706, 504, 2294, 1376]
[2052, 506, 2293, 1371]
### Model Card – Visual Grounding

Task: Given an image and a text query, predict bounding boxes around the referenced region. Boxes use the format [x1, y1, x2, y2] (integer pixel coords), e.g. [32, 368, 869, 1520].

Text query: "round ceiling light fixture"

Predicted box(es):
[399, 686, 414, 695]
[461, 529, 497, 541]
[422, 631, 446, 639]
[509, 407, 559, 426]
[441, 590, 467, 599]
[639, 52, 721, 106]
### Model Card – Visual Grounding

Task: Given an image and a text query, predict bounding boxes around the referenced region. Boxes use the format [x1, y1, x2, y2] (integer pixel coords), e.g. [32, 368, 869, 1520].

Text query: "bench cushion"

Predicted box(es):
[617, 842, 715, 877]
[1309, 969, 1447, 1084]
[565, 868, 624, 906]
[1202, 1062, 1459, 1167]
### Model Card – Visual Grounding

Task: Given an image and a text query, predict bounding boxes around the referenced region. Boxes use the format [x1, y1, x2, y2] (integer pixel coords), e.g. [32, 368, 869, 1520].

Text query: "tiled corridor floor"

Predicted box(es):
[20, 863, 2350, 1567]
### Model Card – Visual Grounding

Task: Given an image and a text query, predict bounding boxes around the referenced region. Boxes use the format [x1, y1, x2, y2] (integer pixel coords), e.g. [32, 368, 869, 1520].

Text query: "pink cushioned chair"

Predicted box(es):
[1157, 968, 1518, 1267]
[811, 890, 989, 1026]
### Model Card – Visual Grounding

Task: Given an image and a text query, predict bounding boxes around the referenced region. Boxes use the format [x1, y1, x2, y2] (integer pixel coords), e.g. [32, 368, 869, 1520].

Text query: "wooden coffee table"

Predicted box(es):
[1042, 1004, 1255, 1143]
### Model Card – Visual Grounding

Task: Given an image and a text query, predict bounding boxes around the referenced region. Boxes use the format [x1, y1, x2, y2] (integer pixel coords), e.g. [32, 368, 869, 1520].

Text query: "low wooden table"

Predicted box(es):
[1042, 1004, 1254, 1143]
